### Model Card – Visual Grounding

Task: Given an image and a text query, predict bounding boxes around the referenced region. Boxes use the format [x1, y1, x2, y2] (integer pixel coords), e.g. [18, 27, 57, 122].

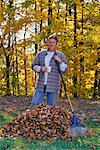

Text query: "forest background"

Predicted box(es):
[0, 0, 99, 99]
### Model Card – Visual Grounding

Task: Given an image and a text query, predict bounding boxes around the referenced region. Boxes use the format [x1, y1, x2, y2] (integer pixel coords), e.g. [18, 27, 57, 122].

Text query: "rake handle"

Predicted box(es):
[55, 60, 74, 113]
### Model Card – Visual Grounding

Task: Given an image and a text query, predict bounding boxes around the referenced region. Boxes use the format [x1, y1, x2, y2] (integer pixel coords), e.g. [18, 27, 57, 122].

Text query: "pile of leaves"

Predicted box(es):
[0, 103, 72, 140]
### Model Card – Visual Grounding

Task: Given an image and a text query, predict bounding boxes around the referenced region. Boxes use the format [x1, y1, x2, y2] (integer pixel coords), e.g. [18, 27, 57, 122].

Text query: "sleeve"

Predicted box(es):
[60, 62, 68, 72]
[60, 53, 68, 72]
[32, 52, 41, 72]
[33, 65, 41, 72]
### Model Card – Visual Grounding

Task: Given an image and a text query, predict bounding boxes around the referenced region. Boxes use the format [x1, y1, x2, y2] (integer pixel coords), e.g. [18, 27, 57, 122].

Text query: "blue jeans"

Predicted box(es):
[30, 90, 57, 108]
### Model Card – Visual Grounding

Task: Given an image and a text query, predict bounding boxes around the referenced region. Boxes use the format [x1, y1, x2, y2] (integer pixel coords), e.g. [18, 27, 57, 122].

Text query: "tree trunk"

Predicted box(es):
[81, 2, 83, 35]
[6, 55, 11, 95]
[24, 24, 27, 95]
[65, 2, 68, 24]
[69, 0, 72, 16]
[34, 1, 38, 82]
[73, 3, 77, 98]
[48, 0, 52, 33]
[12, 55, 15, 95]
[79, 2, 84, 97]
[40, 0, 43, 32]
[79, 53, 84, 97]
[6, 14, 11, 95]
[93, 70, 98, 98]
[5, 0, 13, 95]
[93, 48, 100, 98]
[15, 34, 19, 95]
[57, 0, 60, 19]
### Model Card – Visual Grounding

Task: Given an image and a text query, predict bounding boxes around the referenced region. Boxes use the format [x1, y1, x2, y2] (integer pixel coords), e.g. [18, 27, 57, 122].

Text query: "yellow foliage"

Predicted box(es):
[0, 0, 99, 97]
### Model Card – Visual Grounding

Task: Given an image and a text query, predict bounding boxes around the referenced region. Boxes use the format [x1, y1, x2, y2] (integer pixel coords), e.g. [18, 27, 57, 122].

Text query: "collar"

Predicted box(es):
[46, 48, 57, 52]
[44, 49, 58, 57]
[46, 48, 58, 56]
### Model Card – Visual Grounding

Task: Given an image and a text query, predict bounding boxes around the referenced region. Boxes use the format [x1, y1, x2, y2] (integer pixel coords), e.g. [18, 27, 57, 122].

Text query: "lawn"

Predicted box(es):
[0, 96, 99, 150]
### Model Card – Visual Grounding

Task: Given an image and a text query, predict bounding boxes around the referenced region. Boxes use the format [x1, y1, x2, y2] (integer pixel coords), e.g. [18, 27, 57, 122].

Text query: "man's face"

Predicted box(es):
[48, 39, 57, 51]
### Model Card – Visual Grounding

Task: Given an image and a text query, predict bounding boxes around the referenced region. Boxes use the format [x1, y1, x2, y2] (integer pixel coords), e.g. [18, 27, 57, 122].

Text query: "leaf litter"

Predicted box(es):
[0, 103, 72, 141]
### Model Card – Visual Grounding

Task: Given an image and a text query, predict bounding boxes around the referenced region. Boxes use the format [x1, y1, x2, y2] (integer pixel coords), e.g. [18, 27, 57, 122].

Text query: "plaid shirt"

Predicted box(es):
[32, 50, 68, 92]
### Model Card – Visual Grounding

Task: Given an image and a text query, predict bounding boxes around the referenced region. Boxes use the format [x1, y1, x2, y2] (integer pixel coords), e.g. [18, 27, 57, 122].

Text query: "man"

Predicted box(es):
[30, 35, 68, 107]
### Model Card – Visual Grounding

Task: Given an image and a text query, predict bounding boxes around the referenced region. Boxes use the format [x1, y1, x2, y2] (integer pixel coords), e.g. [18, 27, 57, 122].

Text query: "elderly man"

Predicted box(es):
[30, 35, 68, 107]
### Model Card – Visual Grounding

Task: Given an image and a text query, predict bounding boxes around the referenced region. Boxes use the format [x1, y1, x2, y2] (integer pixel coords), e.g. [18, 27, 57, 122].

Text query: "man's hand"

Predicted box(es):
[41, 66, 47, 72]
[54, 55, 62, 64]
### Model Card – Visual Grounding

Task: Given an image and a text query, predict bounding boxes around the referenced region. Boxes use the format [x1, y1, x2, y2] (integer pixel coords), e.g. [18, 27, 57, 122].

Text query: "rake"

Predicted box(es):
[55, 59, 87, 136]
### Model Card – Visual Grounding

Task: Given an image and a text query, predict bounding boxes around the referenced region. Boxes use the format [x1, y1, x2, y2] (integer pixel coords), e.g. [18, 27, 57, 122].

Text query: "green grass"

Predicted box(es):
[0, 112, 17, 128]
[0, 136, 99, 150]
[0, 113, 99, 150]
